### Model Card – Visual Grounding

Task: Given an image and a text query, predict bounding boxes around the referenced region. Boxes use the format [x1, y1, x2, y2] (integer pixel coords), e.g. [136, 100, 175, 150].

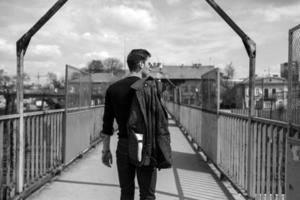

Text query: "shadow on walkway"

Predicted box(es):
[171, 151, 234, 200]
[54, 179, 199, 200]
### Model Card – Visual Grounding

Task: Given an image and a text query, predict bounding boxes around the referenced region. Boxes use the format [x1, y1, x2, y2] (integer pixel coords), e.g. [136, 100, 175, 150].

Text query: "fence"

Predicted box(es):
[288, 24, 300, 125]
[286, 24, 300, 200]
[231, 109, 289, 122]
[65, 65, 92, 109]
[64, 106, 103, 164]
[165, 101, 293, 200]
[0, 106, 103, 200]
[219, 113, 288, 200]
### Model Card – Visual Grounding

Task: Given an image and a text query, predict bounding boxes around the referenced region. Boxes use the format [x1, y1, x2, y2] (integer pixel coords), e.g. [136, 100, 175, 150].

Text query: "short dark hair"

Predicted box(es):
[127, 49, 151, 72]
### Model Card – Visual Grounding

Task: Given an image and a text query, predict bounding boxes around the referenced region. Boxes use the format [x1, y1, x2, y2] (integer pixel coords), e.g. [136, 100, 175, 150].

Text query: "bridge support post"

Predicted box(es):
[16, 46, 25, 194]
[15, 0, 69, 195]
[204, 0, 256, 199]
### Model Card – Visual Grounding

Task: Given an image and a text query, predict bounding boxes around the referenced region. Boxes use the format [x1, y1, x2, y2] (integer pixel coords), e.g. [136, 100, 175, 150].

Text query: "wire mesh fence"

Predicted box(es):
[201, 68, 219, 111]
[65, 65, 92, 109]
[289, 25, 300, 125]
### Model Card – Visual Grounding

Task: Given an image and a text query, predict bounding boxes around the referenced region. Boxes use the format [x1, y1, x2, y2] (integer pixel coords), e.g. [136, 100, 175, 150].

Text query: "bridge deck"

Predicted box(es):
[27, 119, 236, 200]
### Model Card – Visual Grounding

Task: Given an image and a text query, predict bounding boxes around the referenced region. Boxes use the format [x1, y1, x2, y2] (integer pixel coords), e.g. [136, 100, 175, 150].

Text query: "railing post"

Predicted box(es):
[178, 87, 182, 104]
[16, 48, 25, 194]
[0, 121, 3, 199]
[216, 68, 221, 164]
[63, 65, 69, 164]
[247, 54, 256, 199]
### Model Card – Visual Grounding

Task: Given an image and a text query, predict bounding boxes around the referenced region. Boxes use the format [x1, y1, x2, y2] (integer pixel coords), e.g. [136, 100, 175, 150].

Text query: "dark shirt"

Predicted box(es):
[102, 76, 140, 138]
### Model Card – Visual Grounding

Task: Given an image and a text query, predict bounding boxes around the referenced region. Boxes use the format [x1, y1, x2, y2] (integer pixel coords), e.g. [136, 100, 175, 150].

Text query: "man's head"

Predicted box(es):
[127, 49, 151, 73]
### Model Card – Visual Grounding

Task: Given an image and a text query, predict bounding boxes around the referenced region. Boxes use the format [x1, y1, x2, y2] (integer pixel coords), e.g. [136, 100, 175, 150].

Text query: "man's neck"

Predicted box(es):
[128, 71, 142, 79]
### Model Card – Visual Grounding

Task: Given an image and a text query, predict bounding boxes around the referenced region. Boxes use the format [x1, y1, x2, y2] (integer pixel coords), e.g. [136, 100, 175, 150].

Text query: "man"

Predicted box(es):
[101, 49, 157, 200]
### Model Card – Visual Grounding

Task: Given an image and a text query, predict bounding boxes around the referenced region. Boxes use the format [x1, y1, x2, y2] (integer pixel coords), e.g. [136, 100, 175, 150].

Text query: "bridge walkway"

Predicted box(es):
[27, 119, 236, 200]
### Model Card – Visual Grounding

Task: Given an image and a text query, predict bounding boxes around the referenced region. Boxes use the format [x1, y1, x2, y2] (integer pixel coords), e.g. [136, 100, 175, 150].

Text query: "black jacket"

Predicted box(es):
[127, 76, 172, 169]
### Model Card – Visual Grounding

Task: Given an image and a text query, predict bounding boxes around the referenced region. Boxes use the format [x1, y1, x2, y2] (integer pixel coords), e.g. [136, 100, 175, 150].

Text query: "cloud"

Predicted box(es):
[84, 51, 110, 60]
[0, 38, 14, 55]
[122, 0, 154, 10]
[254, 3, 300, 22]
[27, 44, 62, 60]
[165, 0, 180, 5]
[100, 5, 156, 32]
[251, 0, 299, 6]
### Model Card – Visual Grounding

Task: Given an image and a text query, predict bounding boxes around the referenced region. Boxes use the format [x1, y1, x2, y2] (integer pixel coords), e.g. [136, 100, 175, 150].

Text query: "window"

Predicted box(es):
[191, 85, 196, 92]
[264, 88, 269, 98]
[255, 88, 260, 96]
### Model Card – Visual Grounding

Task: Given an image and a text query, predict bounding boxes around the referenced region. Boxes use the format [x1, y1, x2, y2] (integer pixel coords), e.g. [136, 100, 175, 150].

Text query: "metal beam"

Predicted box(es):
[204, 0, 256, 58]
[16, 0, 69, 53]
[16, 0, 69, 194]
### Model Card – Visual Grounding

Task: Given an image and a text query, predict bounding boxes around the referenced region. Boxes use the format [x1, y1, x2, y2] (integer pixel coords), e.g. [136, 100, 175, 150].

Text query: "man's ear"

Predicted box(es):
[137, 61, 144, 69]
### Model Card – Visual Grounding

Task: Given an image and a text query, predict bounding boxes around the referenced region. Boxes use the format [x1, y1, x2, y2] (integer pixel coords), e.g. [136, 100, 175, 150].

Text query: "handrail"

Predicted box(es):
[67, 105, 104, 112]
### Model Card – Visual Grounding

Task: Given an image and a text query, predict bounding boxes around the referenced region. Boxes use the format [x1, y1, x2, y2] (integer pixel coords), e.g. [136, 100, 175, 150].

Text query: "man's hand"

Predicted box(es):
[102, 150, 113, 167]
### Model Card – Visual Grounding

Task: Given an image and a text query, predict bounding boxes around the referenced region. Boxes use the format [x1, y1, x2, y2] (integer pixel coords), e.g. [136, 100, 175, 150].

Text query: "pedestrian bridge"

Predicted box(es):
[26, 117, 235, 200]
[1, 100, 298, 200]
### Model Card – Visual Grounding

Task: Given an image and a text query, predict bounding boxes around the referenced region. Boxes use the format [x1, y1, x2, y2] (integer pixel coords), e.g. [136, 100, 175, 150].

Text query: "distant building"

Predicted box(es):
[240, 75, 288, 109]
[150, 64, 215, 105]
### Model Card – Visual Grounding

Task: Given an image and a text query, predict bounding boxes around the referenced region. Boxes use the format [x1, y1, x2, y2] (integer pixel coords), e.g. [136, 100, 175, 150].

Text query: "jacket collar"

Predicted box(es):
[131, 76, 154, 90]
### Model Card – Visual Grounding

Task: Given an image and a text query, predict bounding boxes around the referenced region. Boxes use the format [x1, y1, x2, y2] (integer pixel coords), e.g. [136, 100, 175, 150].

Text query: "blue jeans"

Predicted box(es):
[116, 139, 157, 200]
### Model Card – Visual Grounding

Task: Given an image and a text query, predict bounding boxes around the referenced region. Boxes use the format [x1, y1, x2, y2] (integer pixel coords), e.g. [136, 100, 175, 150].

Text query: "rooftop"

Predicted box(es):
[91, 72, 119, 83]
[241, 75, 287, 84]
[150, 64, 215, 80]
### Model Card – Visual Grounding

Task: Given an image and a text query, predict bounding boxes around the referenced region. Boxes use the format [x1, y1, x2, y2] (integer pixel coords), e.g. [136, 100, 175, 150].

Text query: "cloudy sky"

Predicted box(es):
[0, 0, 300, 82]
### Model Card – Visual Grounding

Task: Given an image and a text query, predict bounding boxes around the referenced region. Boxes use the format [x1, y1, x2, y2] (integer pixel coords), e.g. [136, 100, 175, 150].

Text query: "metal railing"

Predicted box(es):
[219, 113, 288, 200]
[231, 109, 289, 123]
[23, 110, 64, 188]
[166, 101, 291, 200]
[0, 106, 103, 200]
[64, 106, 104, 164]
[0, 114, 19, 199]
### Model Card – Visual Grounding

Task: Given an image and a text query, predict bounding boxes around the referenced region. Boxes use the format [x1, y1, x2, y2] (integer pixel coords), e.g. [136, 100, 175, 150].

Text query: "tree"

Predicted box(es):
[13, 73, 30, 83]
[47, 72, 64, 90]
[84, 60, 105, 73]
[103, 57, 125, 77]
[0, 69, 12, 89]
[220, 62, 237, 108]
[0, 69, 16, 114]
[224, 62, 235, 79]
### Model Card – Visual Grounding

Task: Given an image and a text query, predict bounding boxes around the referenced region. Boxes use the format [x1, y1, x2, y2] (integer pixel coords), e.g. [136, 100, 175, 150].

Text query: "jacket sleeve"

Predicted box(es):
[101, 88, 114, 136]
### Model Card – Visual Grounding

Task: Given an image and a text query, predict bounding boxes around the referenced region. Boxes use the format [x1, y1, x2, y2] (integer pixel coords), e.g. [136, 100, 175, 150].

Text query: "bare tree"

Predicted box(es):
[0, 69, 16, 114]
[224, 62, 235, 79]
[103, 57, 125, 77]
[83, 60, 105, 73]
[47, 72, 64, 89]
